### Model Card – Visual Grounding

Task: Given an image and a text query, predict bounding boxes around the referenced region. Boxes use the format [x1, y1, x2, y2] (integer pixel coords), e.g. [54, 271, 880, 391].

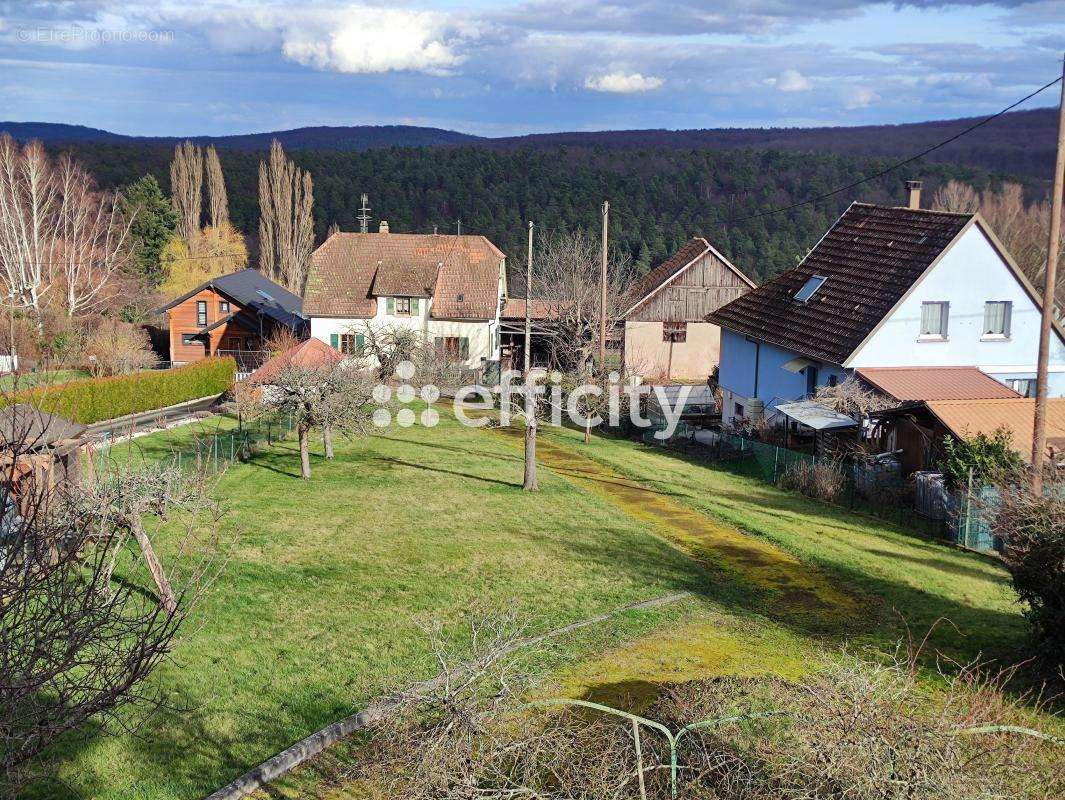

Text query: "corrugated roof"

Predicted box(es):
[857, 366, 1020, 401]
[707, 203, 973, 364]
[304, 232, 504, 320]
[925, 398, 1065, 460]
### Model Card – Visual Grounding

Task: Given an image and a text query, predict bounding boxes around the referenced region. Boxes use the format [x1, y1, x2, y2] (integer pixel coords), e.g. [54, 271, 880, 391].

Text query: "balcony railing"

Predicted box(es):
[216, 350, 271, 373]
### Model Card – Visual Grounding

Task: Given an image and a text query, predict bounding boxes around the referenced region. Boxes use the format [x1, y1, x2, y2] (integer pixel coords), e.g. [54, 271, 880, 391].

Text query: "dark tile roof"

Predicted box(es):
[0, 404, 86, 448]
[161, 269, 305, 329]
[304, 232, 505, 320]
[707, 203, 973, 365]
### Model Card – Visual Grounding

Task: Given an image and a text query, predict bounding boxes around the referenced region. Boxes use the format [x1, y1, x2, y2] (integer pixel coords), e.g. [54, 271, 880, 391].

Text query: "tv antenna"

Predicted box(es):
[357, 194, 371, 233]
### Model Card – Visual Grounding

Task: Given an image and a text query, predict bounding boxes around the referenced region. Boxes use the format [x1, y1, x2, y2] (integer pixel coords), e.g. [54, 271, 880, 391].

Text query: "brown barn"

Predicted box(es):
[160, 269, 307, 370]
[622, 238, 756, 381]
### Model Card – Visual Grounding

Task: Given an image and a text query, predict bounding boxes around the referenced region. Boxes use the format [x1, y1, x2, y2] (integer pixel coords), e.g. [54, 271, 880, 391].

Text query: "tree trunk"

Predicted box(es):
[130, 515, 177, 614]
[523, 416, 539, 491]
[323, 424, 334, 459]
[584, 419, 591, 444]
[299, 424, 311, 479]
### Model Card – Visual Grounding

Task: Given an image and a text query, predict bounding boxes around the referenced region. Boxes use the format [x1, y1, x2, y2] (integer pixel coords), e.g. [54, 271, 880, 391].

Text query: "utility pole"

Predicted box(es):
[524, 221, 533, 375]
[457, 219, 462, 236]
[1031, 55, 1065, 494]
[599, 200, 609, 366]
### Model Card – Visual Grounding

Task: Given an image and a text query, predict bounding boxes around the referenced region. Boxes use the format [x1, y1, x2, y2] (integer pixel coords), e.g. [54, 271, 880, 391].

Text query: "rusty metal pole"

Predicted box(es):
[1031, 57, 1065, 494]
[599, 200, 609, 366]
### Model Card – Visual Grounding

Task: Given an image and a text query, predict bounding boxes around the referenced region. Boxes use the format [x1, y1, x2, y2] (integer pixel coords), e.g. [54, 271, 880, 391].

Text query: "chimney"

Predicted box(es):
[378, 220, 389, 234]
[905, 180, 923, 210]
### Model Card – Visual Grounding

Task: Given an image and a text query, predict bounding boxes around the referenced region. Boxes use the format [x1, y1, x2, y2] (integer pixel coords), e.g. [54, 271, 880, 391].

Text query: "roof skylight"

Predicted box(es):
[794, 275, 827, 303]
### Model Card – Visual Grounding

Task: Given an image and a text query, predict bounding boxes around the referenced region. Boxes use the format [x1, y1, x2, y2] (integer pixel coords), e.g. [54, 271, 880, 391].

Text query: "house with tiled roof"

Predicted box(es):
[620, 237, 756, 380]
[707, 184, 1065, 426]
[303, 222, 507, 368]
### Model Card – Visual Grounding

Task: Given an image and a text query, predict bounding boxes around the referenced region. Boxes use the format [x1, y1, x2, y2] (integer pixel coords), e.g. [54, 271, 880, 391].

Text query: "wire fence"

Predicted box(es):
[648, 424, 1000, 554]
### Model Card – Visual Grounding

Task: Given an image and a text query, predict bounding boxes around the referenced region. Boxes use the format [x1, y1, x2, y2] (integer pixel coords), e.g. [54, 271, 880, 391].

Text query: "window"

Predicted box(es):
[219, 300, 230, 314]
[395, 297, 411, 315]
[919, 301, 949, 338]
[336, 333, 364, 355]
[1008, 378, 1035, 398]
[734, 402, 744, 418]
[794, 275, 827, 303]
[181, 333, 201, 346]
[225, 337, 241, 350]
[828, 374, 838, 388]
[436, 336, 469, 361]
[244, 337, 256, 350]
[663, 322, 687, 343]
[983, 301, 1012, 338]
[196, 300, 207, 327]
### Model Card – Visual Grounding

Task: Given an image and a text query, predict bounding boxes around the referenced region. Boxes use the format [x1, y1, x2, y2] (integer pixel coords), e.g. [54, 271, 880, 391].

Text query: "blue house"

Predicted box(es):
[707, 192, 1065, 427]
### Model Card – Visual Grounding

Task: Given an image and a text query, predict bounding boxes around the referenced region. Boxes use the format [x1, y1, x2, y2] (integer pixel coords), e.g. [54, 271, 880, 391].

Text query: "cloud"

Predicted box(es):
[280, 8, 477, 75]
[583, 71, 664, 93]
[775, 68, 812, 92]
[844, 86, 879, 109]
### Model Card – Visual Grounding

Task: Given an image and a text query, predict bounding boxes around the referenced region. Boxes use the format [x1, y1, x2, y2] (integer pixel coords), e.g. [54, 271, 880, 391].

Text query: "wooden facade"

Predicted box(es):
[626, 249, 752, 322]
[167, 287, 264, 364]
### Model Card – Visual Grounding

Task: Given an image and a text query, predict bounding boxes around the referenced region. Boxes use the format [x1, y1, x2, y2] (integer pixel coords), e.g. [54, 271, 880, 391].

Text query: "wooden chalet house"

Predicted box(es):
[161, 269, 307, 369]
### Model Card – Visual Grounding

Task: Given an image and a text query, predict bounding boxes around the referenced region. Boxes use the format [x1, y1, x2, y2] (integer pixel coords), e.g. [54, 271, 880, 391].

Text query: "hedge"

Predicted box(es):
[9, 357, 236, 425]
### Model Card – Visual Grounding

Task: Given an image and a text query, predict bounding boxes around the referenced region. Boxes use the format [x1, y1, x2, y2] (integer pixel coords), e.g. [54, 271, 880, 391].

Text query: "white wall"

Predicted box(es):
[309, 297, 499, 368]
[847, 225, 1065, 395]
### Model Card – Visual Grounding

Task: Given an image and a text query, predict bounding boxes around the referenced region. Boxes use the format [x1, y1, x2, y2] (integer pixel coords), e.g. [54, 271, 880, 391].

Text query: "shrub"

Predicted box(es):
[85, 319, 158, 376]
[941, 426, 1024, 489]
[778, 459, 847, 503]
[992, 473, 1065, 667]
[9, 357, 235, 424]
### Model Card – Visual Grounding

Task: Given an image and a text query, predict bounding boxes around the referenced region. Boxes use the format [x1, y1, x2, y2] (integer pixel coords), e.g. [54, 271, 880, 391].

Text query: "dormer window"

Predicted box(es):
[395, 297, 411, 315]
[794, 275, 827, 303]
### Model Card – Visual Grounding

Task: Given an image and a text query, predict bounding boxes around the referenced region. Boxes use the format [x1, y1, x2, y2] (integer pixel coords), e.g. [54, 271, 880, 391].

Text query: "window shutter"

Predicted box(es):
[356, 333, 365, 354]
[411, 298, 419, 314]
[387, 297, 395, 314]
[460, 337, 470, 360]
[330, 333, 339, 349]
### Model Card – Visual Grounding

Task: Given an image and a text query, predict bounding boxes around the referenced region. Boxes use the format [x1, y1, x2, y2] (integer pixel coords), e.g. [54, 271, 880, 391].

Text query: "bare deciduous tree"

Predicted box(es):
[238, 354, 374, 479]
[169, 140, 203, 243]
[533, 230, 635, 371]
[204, 145, 229, 228]
[0, 418, 222, 793]
[258, 140, 314, 293]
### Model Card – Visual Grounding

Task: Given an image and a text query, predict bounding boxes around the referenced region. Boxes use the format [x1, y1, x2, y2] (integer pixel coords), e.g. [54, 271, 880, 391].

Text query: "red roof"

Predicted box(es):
[501, 298, 552, 319]
[247, 338, 343, 385]
[856, 366, 1020, 401]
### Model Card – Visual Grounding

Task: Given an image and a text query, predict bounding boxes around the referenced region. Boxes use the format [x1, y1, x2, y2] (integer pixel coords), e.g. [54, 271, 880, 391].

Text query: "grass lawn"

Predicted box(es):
[101, 412, 244, 467]
[0, 367, 91, 391]
[51, 410, 1046, 800]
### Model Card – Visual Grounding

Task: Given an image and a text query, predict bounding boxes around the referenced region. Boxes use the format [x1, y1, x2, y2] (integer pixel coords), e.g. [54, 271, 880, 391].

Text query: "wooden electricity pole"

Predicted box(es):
[1031, 56, 1065, 494]
[524, 221, 533, 375]
[599, 200, 609, 366]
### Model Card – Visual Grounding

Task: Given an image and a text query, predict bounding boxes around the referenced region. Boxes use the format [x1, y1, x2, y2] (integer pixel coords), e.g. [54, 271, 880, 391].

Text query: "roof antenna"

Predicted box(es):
[357, 194, 371, 233]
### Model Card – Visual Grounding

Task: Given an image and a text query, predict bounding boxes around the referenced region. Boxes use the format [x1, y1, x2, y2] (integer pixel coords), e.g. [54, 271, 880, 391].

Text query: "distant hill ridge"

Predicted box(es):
[0, 107, 1057, 178]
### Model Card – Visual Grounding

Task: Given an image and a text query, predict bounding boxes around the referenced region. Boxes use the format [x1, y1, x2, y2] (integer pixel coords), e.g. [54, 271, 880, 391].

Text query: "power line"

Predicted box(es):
[728, 74, 1064, 224]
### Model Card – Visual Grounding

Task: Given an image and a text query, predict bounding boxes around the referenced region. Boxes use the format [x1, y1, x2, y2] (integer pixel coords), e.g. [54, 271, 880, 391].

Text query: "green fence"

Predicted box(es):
[652, 424, 998, 552]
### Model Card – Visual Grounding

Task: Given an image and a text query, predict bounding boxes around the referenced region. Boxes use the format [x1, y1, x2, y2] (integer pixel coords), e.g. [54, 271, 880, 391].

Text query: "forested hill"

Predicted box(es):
[2, 106, 1057, 178]
[59, 141, 1009, 282]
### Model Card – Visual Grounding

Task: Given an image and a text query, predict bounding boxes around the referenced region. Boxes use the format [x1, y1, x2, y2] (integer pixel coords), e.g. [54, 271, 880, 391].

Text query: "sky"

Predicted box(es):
[0, 1, 1062, 137]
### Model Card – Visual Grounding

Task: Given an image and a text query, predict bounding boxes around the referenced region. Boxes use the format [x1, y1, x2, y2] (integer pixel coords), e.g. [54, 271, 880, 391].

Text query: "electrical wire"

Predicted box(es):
[727, 74, 1063, 223]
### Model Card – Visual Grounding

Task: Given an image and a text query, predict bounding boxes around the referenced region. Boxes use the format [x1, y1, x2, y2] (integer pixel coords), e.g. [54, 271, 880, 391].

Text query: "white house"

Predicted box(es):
[302, 222, 507, 368]
[708, 188, 1065, 427]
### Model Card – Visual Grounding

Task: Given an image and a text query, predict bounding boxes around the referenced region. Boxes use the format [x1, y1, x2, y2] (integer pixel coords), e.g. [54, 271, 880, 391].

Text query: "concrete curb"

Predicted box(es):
[204, 591, 691, 800]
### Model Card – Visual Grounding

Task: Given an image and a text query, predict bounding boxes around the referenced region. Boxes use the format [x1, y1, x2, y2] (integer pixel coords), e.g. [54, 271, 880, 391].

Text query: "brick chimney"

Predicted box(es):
[905, 180, 923, 210]
[379, 220, 390, 234]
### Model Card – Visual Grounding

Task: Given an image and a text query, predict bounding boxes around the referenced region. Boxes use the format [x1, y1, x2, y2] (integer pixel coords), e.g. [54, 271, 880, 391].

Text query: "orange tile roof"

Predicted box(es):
[857, 366, 1020, 401]
[501, 298, 552, 319]
[247, 338, 344, 385]
[304, 232, 505, 320]
[925, 398, 1065, 460]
